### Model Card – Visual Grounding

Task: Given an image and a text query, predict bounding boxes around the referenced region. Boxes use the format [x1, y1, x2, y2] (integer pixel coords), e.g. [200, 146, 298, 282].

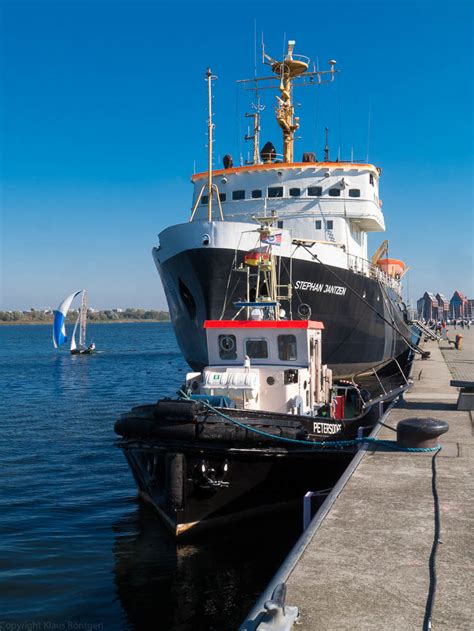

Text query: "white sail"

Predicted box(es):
[53, 290, 82, 348]
[70, 314, 80, 351]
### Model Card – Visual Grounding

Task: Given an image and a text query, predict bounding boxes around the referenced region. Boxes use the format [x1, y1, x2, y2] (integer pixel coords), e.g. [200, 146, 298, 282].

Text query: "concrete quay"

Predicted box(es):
[245, 331, 474, 630]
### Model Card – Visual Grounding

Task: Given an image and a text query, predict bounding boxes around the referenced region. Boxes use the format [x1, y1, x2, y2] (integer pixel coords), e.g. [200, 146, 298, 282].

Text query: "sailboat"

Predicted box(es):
[52, 289, 96, 355]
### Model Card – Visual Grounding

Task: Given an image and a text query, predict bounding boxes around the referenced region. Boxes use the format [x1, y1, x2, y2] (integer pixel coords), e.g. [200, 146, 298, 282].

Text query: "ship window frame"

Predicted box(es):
[219, 192, 226, 202]
[315, 220, 322, 230]
[348, 189, 361, 198]
[308, 186, 323, 197]
[245, 338, 269, 359]
[328, 188, 341, 197]
[327, 220, 334, 230]
[218, 334, 237, 360]
[277, 220, 284, 229]
[289, 187, 301, 197]
[268, 186, 283, 198]
[278, 334, 298, 361]
[232, 190, 245, 200]
[201, 195, 209, 205]
[251, 189, 262, 199]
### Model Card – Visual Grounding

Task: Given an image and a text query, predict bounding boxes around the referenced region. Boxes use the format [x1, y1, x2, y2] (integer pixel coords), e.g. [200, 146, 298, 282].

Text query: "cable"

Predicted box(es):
[423, 451, 441, 631]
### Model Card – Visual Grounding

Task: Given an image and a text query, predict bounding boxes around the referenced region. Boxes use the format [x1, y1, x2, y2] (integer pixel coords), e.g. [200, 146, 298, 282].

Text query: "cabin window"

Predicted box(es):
[328, 188, 341, 197]
[289, 188, 301, 197]
[219, 192, 226, 202]
[219, 334, 237, 360]
[252, 189, 262, 199]
[327, 220, 334, 229]
[369, 173, 374, 186]
[245, 338, 269, 359]
[268, 186, 283, 198]
[349, 189, 360, 197]
[315, 220, 322, 229]
[232, 190, 245, 200]
[278, 335, 297, 361]
[276, 220, 284, 229]
[201, 195, 209, 204]
[308, 186, 322, 196]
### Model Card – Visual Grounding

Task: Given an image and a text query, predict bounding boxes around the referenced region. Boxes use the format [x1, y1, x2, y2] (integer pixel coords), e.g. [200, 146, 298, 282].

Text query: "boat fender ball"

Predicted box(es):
[396, 417, 449, 449]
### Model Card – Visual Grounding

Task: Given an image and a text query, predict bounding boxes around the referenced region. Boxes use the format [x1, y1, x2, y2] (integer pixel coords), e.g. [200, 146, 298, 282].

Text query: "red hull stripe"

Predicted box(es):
[204, 320, 324, 330]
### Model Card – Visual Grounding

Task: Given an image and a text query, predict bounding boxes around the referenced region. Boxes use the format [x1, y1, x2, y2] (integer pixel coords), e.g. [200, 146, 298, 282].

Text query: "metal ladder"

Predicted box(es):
[412, 320, 442, 341]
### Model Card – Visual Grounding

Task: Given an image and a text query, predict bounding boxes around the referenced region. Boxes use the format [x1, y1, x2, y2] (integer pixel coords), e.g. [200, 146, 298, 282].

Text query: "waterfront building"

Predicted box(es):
[417, 292, 439, 321]
[435, 293, 450, 320]
[450, 290, 468, 319]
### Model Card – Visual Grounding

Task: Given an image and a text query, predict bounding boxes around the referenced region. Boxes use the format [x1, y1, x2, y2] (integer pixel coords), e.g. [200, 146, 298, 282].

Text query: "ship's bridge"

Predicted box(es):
[190, 161, 385, 259]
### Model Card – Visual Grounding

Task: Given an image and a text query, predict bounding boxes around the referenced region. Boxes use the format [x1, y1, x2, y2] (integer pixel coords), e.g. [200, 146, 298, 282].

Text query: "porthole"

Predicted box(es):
[298, 303, 311, 320]
[266, 376, 275, 385]
[202, 234, 210, 246]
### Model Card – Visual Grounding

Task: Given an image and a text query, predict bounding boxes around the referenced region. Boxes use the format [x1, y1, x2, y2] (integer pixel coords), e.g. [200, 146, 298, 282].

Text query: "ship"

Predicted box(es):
[153, 41, 415, 379]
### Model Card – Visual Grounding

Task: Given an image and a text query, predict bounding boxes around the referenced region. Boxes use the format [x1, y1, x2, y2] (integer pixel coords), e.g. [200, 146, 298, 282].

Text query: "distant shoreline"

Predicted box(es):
[0, 319, 171, 326]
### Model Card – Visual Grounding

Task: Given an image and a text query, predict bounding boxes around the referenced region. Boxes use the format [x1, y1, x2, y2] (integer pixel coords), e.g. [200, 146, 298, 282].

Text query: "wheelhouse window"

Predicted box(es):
[219, 192, 226, 202]
[278, 335, 297, 361]
[308, 186, 322, 196]
[232, 190, 245, 200]
[349, 189, 361, 197]
[328, 188, 341, 197]
[245, 338, 268, 359]
[218, 334, 237, 360]
[251, 189, 262, 199]
[315, 220, 322, 229]
[201, 195, 209, 204]
[369, 173, 374, 186]
[289, 188, 301, 197]
[277, 220, 284, 229]
[268, 186, 283, 198]
[327, 220, 334, 230]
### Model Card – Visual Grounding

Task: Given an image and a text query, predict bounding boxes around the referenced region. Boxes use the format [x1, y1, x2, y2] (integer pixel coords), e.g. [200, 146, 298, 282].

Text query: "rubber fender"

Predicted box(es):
[154, 398, 205, 423]
[166, 453, 185, 509]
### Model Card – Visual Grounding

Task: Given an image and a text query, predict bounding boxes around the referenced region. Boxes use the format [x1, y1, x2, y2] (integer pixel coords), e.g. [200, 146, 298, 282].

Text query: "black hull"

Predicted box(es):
[121, 443, 354, 536]
[115, 398, 391, 536]
[154, 246, 412, 377]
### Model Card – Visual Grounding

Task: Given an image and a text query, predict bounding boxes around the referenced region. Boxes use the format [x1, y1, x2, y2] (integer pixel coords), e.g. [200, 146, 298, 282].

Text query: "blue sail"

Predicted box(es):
[52, 291, 82, 348]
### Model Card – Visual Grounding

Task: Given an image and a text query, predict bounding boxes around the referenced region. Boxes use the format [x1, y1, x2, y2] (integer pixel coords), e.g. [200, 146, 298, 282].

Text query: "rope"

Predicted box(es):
[178, 392, 441, 453]
[423, 451, 441, 631]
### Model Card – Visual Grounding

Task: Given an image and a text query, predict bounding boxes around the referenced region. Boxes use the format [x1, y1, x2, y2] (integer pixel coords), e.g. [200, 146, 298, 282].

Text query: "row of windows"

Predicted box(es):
[201, 187, 362, 204]
[218, 334, 297, 361]
[276, 220, 334, 230]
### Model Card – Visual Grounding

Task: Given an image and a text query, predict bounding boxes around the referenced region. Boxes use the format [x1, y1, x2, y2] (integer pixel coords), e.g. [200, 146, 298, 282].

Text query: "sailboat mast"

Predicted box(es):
[79, 290, 87, 348]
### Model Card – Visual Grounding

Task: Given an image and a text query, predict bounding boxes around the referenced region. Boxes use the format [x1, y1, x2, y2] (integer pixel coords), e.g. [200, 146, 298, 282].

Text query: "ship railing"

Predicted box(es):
[347, 253, 401, 292]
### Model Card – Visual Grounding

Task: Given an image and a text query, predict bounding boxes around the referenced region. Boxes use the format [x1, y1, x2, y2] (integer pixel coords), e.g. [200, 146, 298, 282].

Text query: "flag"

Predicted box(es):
[261, 233, 282, 246]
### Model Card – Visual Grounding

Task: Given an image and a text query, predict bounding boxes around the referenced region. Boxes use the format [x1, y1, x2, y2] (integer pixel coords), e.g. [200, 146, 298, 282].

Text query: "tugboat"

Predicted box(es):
[116, 219, 413, 536]
[153, 40, 414, 379]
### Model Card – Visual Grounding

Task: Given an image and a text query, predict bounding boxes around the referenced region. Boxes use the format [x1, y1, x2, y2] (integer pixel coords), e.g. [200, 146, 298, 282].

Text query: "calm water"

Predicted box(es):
[0, 323, 304, 630]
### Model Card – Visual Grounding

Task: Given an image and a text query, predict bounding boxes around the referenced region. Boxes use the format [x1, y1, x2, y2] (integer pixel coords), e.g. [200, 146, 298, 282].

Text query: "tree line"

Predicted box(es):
[0, 309, 170, 323]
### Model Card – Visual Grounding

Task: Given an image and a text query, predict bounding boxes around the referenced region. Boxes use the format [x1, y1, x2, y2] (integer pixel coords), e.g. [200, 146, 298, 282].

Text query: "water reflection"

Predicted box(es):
[113, 502, 302, 631]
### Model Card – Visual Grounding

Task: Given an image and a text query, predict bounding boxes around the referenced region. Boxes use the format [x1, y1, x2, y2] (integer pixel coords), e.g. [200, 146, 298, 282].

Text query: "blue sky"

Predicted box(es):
[1, 0, 472, 310]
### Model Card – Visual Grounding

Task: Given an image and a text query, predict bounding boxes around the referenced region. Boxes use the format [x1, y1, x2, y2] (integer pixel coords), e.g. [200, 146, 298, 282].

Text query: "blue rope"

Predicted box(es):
[179, 392, 441, 453]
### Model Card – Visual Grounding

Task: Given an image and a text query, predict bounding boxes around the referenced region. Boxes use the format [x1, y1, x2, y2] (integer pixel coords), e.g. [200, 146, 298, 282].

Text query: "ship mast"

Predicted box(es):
[245, 94, 264, 164]
[238, 40, 338, 164]
[79, 289, 87, 349]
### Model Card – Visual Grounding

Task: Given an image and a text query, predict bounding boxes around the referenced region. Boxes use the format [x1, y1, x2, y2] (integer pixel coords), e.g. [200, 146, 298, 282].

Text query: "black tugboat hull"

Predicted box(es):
[121, 443, 354, 536]
[115, 399, 385, 536]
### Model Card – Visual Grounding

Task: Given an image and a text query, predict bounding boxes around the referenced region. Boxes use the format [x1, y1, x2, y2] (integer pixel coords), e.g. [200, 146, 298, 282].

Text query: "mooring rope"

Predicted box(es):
[178, 392, 441, 453]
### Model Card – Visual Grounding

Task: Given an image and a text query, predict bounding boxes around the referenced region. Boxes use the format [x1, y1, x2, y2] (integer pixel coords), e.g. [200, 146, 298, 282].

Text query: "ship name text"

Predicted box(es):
[295, 281, 347, 296]
[312, 421, 343, 435]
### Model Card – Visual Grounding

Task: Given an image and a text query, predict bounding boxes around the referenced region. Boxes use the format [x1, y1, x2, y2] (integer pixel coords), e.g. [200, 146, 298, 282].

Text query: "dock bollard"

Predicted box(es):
[396, 418, 449, 449]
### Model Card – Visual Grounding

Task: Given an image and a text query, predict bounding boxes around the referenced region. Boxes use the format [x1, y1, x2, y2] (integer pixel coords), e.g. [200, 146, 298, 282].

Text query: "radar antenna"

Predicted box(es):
[238, 40, 338, 164]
